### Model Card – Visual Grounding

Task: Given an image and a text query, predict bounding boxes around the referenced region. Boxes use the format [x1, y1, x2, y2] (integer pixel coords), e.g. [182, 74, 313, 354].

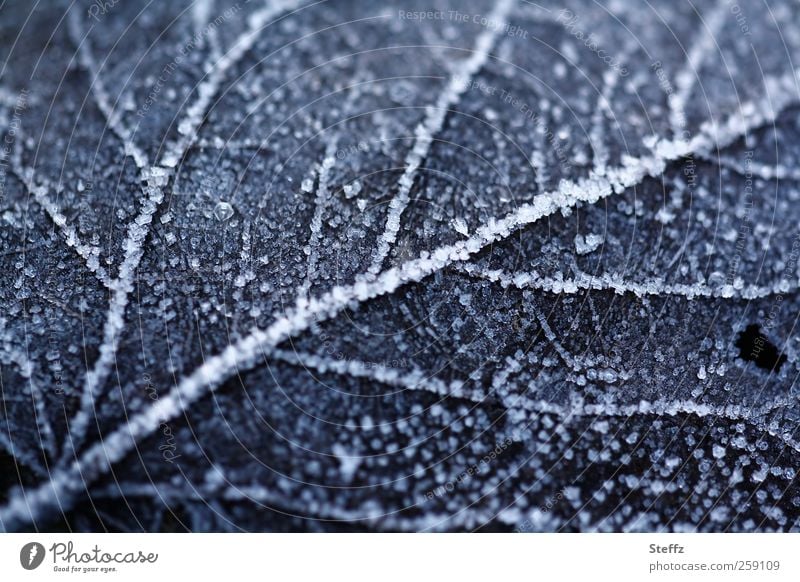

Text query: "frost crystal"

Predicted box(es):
[213, 201, 235, 222]
[574, 233, 604, 255]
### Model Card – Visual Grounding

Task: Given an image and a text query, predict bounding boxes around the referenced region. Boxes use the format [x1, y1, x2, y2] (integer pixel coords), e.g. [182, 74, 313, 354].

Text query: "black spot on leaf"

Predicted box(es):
[735, 324, 786, 373]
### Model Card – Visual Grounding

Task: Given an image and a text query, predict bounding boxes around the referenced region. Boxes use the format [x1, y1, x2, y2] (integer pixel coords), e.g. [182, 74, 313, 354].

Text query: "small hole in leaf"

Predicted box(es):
[735, 324, 786, 372]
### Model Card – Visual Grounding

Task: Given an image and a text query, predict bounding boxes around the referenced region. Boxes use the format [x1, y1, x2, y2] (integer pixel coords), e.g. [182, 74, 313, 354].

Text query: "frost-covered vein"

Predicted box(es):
[271, 348, 482, 402]
[191, 137, 272, 150]
[271, 348, 556, 426]
[93, 481, 370, 522]
[668, 0, 728, 137]
[0, 427, 48, 480]
[698, 151, 800, 181]
[191, 0, 214, 39]
[487, 355, 532, 427]
[456, 263, 794, 301]
[532, 397, 794, 425]
[530, 303, 583, 371]
[418, 27, 458, 74]
[518, 398, 800, 456]
[300, 137, 339, 297]
[7, 351, 57, 457]
[62, 0, 305, 464]
[60, 171, 168, 465]
[91, 478, 459, 528]
[3, 67, 799, 531]
[67, 10, 148, 169]
[89, 394, 800, 531]
[93, 469, 515, 530]
[0, 348, 57, 457]
[234, 220, 255, 289]
[490, 299, 618, 389]
[657, 68, 797, 155]
[8, 164, 114, 289]
[367, 0, 515, 275]
[590, 65, 624, 173]
[161, 0, 306, 168]
[530, 125, 551, 193]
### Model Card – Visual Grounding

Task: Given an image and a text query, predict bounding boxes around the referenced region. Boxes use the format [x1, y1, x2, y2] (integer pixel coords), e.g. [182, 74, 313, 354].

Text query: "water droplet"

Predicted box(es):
[214, 201, 235, 221]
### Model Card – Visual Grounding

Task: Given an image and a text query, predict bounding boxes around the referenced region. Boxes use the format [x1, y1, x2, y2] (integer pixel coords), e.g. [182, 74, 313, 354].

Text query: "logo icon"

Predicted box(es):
[20, 542, 46, 570]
